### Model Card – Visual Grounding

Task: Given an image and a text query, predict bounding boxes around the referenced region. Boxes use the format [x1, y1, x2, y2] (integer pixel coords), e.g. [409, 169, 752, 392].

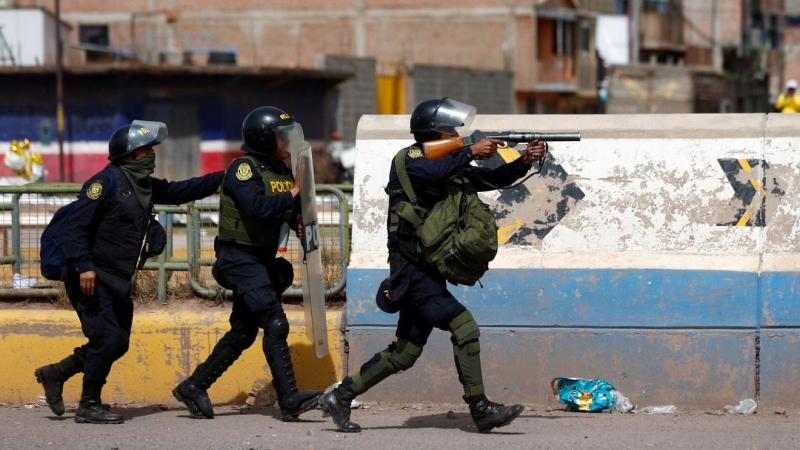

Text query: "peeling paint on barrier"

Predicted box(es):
[0, 310, 343, 405]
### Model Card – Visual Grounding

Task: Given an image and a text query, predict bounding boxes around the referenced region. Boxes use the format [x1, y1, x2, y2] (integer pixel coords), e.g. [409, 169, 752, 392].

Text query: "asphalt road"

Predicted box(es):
[2, 402, 799, 450]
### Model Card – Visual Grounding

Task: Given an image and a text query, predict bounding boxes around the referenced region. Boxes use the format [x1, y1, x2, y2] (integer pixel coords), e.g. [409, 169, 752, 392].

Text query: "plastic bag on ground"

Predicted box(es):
[13, 273, 38, 289]
[609, 390, 636, 413]
[640, 405, 677, 414]
[724, 399, 757, 415]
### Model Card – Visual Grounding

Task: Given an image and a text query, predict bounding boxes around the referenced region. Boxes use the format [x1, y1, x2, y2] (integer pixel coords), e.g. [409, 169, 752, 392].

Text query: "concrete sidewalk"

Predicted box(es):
[0, 403, 797, 450]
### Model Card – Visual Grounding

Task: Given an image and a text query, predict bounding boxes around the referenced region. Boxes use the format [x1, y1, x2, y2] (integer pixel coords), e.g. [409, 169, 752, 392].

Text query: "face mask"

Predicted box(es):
[127, 154, 156, 175]
[119, 154, 155, 209]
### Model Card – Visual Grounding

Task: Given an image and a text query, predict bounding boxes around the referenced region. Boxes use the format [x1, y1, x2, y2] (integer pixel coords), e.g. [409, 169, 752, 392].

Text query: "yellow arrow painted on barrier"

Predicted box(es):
[735, 159, 766, 227]
[498, 218, 523, 245]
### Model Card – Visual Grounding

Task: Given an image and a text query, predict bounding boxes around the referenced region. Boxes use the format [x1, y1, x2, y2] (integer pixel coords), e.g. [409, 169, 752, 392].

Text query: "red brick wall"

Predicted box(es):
[24, 1, 541, 84]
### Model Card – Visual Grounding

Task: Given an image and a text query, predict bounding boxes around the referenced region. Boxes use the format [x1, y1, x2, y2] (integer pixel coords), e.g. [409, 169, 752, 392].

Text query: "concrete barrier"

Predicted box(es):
[0, 310, 343, 405]
[347, 113, 800, 408]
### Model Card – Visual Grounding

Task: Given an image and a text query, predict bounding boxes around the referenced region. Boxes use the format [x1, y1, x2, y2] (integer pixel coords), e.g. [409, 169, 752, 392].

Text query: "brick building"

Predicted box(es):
[8, 0, 600, 116]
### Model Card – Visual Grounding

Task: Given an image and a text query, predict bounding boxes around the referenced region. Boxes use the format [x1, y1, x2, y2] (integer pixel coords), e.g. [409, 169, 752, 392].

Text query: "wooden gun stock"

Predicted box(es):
[421, 136, 469, 160]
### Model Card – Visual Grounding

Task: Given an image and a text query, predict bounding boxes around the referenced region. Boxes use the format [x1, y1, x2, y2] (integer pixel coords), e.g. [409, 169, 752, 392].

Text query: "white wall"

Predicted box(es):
[0, 9, 68, 66]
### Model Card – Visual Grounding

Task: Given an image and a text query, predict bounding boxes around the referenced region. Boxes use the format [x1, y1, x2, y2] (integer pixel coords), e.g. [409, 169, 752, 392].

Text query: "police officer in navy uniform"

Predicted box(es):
[172, 106, 323, 421]
[320, 98, 548, 433]
[34, 121, 224, 424]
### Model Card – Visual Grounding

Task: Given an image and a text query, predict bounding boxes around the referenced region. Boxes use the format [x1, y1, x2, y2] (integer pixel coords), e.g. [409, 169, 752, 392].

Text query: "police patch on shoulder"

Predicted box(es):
[86, 181, 103, 200]
[407, 148, 423, 158]
[236, 163, 253, 181]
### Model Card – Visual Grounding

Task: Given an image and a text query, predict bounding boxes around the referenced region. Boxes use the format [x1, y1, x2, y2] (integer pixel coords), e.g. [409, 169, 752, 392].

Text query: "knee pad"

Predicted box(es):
[449, 311, 480, 347]
[387, 339, 423, 371]
[266, 314, 290, 341]
[351, 339, 422, 394]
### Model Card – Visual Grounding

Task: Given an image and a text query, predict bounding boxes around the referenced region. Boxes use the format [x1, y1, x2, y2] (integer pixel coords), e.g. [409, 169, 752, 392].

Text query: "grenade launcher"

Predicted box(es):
[422, 130, 581, 160]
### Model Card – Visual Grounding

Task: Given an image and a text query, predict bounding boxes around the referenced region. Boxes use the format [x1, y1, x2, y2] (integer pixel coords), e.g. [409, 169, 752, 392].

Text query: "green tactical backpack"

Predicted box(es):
[390, 148, 498, 286]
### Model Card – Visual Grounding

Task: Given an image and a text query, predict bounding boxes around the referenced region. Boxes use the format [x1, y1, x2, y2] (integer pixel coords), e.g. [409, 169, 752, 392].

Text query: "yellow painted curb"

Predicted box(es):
[0, 309, 343, 405]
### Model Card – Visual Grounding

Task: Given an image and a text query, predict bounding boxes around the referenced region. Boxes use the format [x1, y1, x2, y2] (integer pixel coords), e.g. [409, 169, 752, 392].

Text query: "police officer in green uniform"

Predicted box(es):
[172, 106, 322, 421]
[320, 98, 548, 433]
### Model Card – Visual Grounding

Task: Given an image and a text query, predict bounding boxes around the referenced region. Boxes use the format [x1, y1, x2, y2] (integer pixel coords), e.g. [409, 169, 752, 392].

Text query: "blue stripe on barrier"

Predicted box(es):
[759, 330, 800, 408]
[346, 267, 758, 328]
[760, 272, 800, 327]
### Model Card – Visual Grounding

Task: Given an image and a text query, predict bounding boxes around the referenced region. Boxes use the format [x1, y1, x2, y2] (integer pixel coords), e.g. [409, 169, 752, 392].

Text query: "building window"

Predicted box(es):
[79, 25, 109, 62]
[580, 21, 591, 56]
[644, 0, 671, 14]
[552, 20, 574, 56]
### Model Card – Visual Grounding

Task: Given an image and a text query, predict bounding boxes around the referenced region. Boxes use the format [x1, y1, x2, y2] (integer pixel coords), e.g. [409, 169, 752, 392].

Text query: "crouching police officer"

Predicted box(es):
[34, 121, 224, 424]
[320, 98, 547, 433]
[172, 106, 322, 421]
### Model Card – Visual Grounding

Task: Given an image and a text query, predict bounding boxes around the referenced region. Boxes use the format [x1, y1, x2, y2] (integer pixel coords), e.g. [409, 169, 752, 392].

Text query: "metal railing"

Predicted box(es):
[0, 183, 352, 304]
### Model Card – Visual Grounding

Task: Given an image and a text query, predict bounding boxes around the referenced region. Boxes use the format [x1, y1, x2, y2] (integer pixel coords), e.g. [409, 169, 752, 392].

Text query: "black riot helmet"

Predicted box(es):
[241, 106, 305, 155]
[108, 120, 168, 161]
[409, 97, 477, 139]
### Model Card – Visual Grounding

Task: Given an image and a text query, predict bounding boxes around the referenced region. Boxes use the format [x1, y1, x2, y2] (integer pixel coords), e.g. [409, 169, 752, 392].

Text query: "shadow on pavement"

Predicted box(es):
[318, 411, 526, 435]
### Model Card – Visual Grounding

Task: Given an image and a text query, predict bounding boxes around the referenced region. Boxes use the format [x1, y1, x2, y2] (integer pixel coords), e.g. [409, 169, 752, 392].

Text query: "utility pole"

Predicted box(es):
[630, 0, 641, 64]
[777, 0, 787, 100]
[742, 0, 752, 58]
[55, 0, 65, 182]
[712, 0, 722, 71]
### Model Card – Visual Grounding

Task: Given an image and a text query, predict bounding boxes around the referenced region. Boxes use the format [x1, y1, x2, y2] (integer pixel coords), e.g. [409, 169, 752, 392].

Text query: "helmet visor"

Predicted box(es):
[128, 120, 168, 151]
[274, 122, 305, 156]
[432, 98, 476, 135]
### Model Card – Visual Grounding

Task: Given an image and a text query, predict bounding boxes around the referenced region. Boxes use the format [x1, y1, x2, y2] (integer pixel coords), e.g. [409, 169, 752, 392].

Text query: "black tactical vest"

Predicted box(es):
[218, 155, 293, 250]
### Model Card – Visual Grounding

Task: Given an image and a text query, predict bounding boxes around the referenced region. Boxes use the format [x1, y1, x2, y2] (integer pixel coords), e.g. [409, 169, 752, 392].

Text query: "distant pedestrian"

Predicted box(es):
[775, 79, 800, 113]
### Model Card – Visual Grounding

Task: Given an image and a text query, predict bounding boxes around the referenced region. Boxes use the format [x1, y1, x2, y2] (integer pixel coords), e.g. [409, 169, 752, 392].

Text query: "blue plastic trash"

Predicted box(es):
[551, 378, 618, 412]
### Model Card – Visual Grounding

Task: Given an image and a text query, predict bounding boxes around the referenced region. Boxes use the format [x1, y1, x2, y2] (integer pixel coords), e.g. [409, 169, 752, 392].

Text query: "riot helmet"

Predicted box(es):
[241, 106, 305, 156]
[409, 97, 476, 136]
[108, 120, 168, 161]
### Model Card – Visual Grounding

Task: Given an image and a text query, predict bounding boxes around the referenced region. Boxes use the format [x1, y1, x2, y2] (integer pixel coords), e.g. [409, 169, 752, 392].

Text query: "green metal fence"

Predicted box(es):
[0, 183, 352, 304]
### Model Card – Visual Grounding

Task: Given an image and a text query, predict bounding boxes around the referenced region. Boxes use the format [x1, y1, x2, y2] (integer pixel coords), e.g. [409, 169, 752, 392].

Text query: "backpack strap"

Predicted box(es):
[387, 147, 426, 234]
[393, 147, 417, 205]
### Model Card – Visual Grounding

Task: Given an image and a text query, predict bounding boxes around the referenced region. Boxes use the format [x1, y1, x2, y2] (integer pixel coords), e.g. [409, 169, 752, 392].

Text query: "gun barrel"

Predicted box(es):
[486, 132, 581, 142]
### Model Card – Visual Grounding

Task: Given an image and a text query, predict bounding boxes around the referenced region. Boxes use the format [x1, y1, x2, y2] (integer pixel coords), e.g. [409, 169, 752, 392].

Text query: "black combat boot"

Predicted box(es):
[34, 355, 82, 416]
[467, 394, 523, 433]
[264, 337, 322, 421]
[172, 345, 240, 419]
[318, 378, 361, 433]
[75, 380, 124, 424]
[172, 378, 213, 419]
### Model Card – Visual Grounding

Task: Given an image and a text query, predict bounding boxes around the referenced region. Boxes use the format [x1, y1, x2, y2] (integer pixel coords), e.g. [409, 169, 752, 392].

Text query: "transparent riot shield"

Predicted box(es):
[294, 143, 329, 358]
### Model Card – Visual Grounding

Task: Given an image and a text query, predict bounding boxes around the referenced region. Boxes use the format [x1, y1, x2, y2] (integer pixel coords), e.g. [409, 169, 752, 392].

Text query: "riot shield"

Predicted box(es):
[295, 144, 329, 358]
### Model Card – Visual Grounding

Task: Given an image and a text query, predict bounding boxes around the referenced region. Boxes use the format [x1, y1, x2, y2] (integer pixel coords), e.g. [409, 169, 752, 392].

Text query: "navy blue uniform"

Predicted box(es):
[62, 166, 223, 384]
[384, 145, 530, 347]
[174, 154, 322, 420]
[212, 155, 300, 352]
